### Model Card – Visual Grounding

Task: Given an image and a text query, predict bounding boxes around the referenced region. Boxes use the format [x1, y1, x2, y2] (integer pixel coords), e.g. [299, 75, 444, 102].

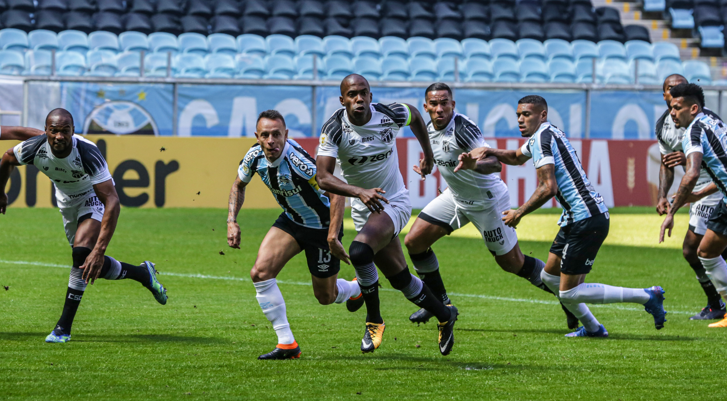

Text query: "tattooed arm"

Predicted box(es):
[659, 152, 701, 243]
[502, 164, 558, 228]
[656, 160, 675, 215]
[227, 176, 247, 249]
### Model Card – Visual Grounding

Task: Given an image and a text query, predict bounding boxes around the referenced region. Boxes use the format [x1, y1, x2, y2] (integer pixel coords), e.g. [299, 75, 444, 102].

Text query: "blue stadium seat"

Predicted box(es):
[575, 58, 601, 83]
[324, 55, 353, 79]
[266, 34, 296, 57]
[598, 40, 627, 61]
[205, 53, 237, 78]
[462, 38, 491, 61]
[353, 56, 383, 80]
[572, 40, 598, 61]
[653, 42, 681, 63]
[657, 59, 685, 80]
[698, 26, 724, 48]
[0, 29, 29, 52]
[28, 30, 59, 51]
[119, 31, 149, 52]
[625, 40, 654, 61]
[323, 35, 353, 58]
[629, 59, 659, 84]
[86, 49, 118, 76]
[89, 31, 120, 53]
[295, 54, 325, 79]
[493, 58, 520, 82]
[409, 56, 438, 81]
[173, 53, 206, 78]
[669, 8, 695, 29]
[238, 34, 267, 56]
[464, 58, 493, 82]
[265, 54, 296, 79]
[116, 51, 142, 76]
[544, 39, 573, 61]
[644, 0, 666, 12]
[548, 59, 576, 83]
[490, 38, 519, 61]
[24, 50, 53, 75]
[516, 39, 547, 61]
[208, 33, 237, 56]
[520, 59, 549, 83]
[58, 30, 89, 53]
[148, 32, 179, 54]
[351, 36, 381, 59]
[295, 35, 325, 58]
[236, 54, 265, 78]
[599, 59, 632, 84]
[0, 50, 25, 75]
[683, 59, 712, 84]
[433, 38, 463, 59]
[144, 52, 173, 76]
[56, 51, 87, 76]
[437, 57, 467, 81]
[379, 36, 409, 59]
[407, 37, 437, 60]
[179, 33, 209, 56]
[381, 56, 410, 81]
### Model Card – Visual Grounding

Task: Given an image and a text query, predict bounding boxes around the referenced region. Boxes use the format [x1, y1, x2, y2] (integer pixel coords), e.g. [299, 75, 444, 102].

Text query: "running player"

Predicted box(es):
[0, 109, 168, 343]
[227, 110, 362, 360]
[403, 83, 578, 329]
[660, 83, 727, 328]
[316, 75, 457, 355]
[458, 95, 667, 337]
[655, 75, 726, 320]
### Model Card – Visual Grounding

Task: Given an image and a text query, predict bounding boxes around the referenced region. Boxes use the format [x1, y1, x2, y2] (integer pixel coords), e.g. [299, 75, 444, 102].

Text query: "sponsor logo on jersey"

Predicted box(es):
[435, 158, 457, 167]
[72, 157, 83, 168]
[694, 204, 716, 219]
[349, 138, 356, 145]
[362, 136, 375, 143]
[380, 128, 394, 144]
[289, 153, 314, 177]
[243, 148, 261, 164]
[270, 186, 302, 197]
[483, 228, 503, 243]
[459, 199, 475, 205]
[71, 170, 84, 179]
[487, 190, 493, 199]
[445, 127, 454, 137]
[84, 196, 103, 207]
[347, 149, 394, 165]
[342, 123, 354, 134]
[55, 167, 67, 173]
[37, 147, 49, 159]
[380, 116, 393, 126]
[318, 264, 329, 272]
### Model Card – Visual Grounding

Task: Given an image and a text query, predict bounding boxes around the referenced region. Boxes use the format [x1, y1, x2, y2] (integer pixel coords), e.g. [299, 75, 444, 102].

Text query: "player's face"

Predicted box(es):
[45, 117, 73, 156]
[340, 81, 372, 123]
[670, 97, 698, 128]
[663, 77, 686, 109]
[255, 118, 288, 161]
[424, 90, 455, 130]
[516, 104, 546, 137]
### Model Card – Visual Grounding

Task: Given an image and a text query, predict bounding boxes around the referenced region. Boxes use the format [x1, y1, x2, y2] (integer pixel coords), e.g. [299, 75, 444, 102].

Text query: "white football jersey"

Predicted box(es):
[14, 134, 112, 207]
[429, 113, 507, 205]
[318, 103, 410, 209]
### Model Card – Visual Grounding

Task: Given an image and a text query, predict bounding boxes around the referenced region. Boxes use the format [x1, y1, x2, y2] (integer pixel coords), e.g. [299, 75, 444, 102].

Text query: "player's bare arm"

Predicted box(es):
[656, 158, 675, 215]
[0, 126, 44, 141]
[503, 164, 557, 228]
[0, 148, 20, 214]
[227, 176, 247, 249]
[682, 182, 719, 203]
[663, 151, 686, 168]
[456, 146, 528, 172]
[81, 179, 121, 284]
[315, 155, 388, 213]
[406, 104, 434, 179]
[660, 152, 702, 243]
[327, 192, 350, 265]
[452, 152, 501, 174]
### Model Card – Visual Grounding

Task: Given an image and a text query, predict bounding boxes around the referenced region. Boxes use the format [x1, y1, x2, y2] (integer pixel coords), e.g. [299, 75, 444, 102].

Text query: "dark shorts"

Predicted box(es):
[549, 212, 610, 275]
[707, 199, 727, 236]
[272, 213, 343, 278]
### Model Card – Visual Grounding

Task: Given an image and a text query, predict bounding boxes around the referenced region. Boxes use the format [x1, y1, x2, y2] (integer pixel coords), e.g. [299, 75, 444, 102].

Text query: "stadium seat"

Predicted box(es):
[56, 51, 87, 76]
[179, 32, 209, 55]
[298, 17, 325, 37]
[630, 59, 659, 84]
[86, 49, 118, 76]
[519, 21, 545, 42]
[491, 2, 516, 23]
[409, 56, 438, 81]
[352, 18, 380, 38]
[543, 2, 569, 24]
[491, 21, 518, 41]
[125, 13, 154, 35]
[544, 39, 573, 61]
[211, 15, 239, 36]
[328, 0, 352, 19]
[460, 3, 488, 23]
[0, 50, 25, 74]
[381, 56, 410, 81]
[156, 0, 184, 16]
[353, 1, 380, 19]
[148, 32, 179, 54]
[625, 40, 654, 62]
[299, 0, 324, 19]
[464, 58, 493, 82]
[656, 59, 685, 80]
[434, 2, 461, 21]
[624, 25, 652, 43]
[517, 39, 547, 61]
[266, 34, 296, 57]
[24, 50, 53, 75]
[434, 38, 463, 59]
[351, 36, 382, 59]
[0, 28, 29, 51]
[65, 12, 94, 34]
[295, 54, 325, 78]
[517, 2, 541, 23]
[1, 10, 33, 32]
[599, 59, 632, 84]
[235, 54, 265, 78]
[181, 15, 210, 35]
[295, 35, 325, 57]
[353, 56, 383, 80]
[380, 36, 409, 59]
[67, 0, 95, 13]
[324, 55, 353, 79]
[323, 35, 353, 58]
[520, 59, 549, 83]
[207, 33, 237, 55]
[669, 8, 695, 29]
[267, 17, 296, 37]
[572, 4, 597, 25]
[463, 20, 492, 41]
[240, 16, 269, 36]
[324, 17, 352, 38]
[94, 12, 125, 35]
[699, 26, 724, 48]
[188, 0, 213, 19]
[409, 19, 436, 40]
[409, 2, 434, 21]
[572, 40, 598, 61]
[116, 51, 142, 76]
[653, 42, 681, 63]
[683, 59, 712, 84]
[598, 40, 627, 61]
[381, 1, 406, 20]
[119, 31, 149, 52]
[572, 22, 598, 42]
[548, 59, 576, 83]
[598, 23, 626, 43]
[493, 58, 519, 82]
[89, 31, 120, 53]
[407, 37, 437, 59]
[238, 34, 267, 56]
[596, 7, 621, 25]
[28, 30, 59, 51]
[130, 0, 155, 15]
[436, 57, 465, 81]
[462, 38, 491, 61]
[544, 22, 572, 41]
[379, 18, 408, 39]
[243, 0, 270, 19]
[57, 30, 89, 53]
[266, 54, 296, 79]
[144, 52, 173, 76]
[36, 10, 66, 32]
[173, 53, 205, 78]
[644, 0, 667, 12]
[151, 14, 183, 36]
[490, 38, 519, 61]
[437, 20, 464, 41]
[97, 0, 125, 14]
[205, 53, 236, 78]
[214, 0, 241, 17]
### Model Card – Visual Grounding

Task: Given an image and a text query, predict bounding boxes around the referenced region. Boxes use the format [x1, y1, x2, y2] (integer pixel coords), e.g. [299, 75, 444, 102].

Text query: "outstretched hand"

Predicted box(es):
[358, 188, 389, 213]
[328, 237, 350, 265]
[659, 214, 674, 244]
[454, 152, 477, 173]
[80, 249, 105, 284]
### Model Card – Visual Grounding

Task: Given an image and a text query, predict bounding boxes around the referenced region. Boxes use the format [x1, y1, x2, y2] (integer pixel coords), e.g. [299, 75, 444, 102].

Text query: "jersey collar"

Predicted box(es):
[534, 122, 551, 136]
[266, 141, 289, 167]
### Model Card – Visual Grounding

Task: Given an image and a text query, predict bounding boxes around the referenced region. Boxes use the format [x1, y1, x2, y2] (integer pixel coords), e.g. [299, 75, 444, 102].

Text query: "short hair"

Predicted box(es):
[670, 83, 705, 108]
[662, 74, 687, 92]
[425, 82, 453, 98]
[340, 74, 370, 95]
[256, 110, 286, 127]
[46, 108, 74, 127]
[518, 95, 548, 111]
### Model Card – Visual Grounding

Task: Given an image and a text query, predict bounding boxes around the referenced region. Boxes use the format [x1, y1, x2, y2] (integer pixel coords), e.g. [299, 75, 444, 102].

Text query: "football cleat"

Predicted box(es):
[565, 324, 609, 338]
[45, 328, 71, 343]
[143, 261, 168, 305]
[258, 342, 301, 360]
[708, 316, 727, 328]
[689, 304, 726, 320]
[409, 308, 435, 324]
[361, 322, 385, 353]
[561, 302, 580, 330]
[643, 286, 667, 330]
[437, 305, 458, 356]
[346, 278, 364, 313]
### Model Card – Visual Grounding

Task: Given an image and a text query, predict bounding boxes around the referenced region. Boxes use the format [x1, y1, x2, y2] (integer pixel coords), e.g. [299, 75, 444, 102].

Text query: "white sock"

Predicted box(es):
[560, 283, 650, 305]
[699, 256, 727, 297]
[254, 278, 294, 345]
[541, 270, 601, 332]
[334, 279, 360, 304]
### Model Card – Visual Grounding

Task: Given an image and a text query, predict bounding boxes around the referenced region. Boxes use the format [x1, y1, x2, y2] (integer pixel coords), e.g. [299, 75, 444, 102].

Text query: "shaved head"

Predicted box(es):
[340, 74, 370, 95]
[663, 74, 687, 92]
[46, 108, 74, 127]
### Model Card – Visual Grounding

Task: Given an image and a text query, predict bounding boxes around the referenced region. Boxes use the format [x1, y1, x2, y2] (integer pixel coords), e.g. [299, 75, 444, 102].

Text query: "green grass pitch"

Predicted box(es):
[1, 207, 726, 400]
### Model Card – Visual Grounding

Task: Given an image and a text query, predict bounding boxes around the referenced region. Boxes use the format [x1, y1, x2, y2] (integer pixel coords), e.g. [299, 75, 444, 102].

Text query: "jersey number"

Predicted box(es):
[318, 249, 332, 263]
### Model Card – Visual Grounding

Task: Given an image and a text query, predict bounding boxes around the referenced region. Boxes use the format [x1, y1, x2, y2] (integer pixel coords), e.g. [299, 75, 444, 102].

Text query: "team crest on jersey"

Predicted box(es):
[72, 157, 83, 168]
[241, 164, 250, 176]
[278, 174, 293, 185]
[380, 128, 394, 144]
[441, 140, 452, 153]
[319, 133, 327, 146]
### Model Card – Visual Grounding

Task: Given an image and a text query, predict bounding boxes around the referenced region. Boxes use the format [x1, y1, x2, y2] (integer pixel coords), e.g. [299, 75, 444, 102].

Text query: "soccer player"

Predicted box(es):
[457, 95, 667, 337]
[660, 83, 727, 328]
[403, 83, 578, 329]
[316, 75, 458, 355]
[655, 75, 726, 320]
[227, 110, 362, 360]
[0, 109, 168, 343]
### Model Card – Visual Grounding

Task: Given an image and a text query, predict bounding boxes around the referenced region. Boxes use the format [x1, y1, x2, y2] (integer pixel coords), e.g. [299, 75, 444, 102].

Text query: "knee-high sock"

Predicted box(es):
[559, 283, 650, 305]
[387, 268, 451, 323]
[410, 249, 450, 304]
[55, 266, 87, 334]
[99, 256, 151, 285]
[541, 271, 601, 332]
[688, 260, 723, 309]
[254, 278, 294, 345]
[699, 256, 727, 298]
[516, 256, 549, 291]
[350, 241, 382, 323]
[334, 279, 361, 304]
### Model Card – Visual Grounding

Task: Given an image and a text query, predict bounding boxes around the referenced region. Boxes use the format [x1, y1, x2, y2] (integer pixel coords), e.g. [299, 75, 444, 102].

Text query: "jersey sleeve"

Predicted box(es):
[12, 134, 47, 165]
[531, 130, 555, 168]
[684, 123, 705, 157]
[520, 138, 533, 159]
[288, 149, 317, 181]
[454, 115, 486, 151]
[77, 139, 112, 185]
[237, 145, 261, 183]
[317, 110, 344, 158]
[374, 103, 411, 128]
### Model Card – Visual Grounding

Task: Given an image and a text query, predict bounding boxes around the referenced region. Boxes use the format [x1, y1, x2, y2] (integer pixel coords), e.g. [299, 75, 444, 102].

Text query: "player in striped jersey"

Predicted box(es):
[460, 95, 667, 337]
[660, 83, 727, 328]
[227, 110, 362, 359]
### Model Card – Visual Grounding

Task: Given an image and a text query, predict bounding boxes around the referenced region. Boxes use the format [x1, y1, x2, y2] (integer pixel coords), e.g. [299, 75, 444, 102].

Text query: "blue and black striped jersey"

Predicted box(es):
[683, 112, 727, 203]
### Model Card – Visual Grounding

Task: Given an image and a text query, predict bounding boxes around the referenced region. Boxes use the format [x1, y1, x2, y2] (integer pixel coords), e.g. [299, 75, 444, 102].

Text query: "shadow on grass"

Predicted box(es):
[0, 332, 229, 344]
[606, 333, 702, 341]
[459, 328, 567, 335]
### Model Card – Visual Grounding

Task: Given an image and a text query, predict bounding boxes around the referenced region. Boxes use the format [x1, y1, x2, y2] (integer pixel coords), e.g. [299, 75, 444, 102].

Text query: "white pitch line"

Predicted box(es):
[0, 259, 692, 315]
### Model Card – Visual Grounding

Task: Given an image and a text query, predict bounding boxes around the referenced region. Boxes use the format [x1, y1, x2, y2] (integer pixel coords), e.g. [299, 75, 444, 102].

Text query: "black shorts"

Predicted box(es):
[707, 199, 727, 236]
[272, 213, 343, 278]
[549, 212, 610, 275]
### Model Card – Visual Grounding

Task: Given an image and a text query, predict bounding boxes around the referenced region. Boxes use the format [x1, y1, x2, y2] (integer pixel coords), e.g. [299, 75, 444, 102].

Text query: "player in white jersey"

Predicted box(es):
[0, 109, 167, 343]
[403, 83, 578, 329]
[316, 75, 458, 355]
[655, 75, 726, 320]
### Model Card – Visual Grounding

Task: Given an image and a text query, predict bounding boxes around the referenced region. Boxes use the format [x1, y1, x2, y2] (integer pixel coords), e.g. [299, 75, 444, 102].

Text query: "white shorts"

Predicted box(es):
[690, 198, 720, 236]
[418, 188, 518, 256]
[351, 190, 412, 237]
[60, 191, 105, 246]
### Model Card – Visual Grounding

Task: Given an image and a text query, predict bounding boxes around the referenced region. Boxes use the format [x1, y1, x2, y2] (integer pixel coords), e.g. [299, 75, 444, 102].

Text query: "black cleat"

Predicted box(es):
[437, 305, 458, 356]
[409, 307, 435, 324]
[690, 304, 727, 320]
[258, 342, 301, 360]
[561, 302, 579, 329]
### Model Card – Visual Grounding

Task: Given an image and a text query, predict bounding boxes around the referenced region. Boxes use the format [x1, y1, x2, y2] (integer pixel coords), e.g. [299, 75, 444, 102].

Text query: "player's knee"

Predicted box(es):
[250, 265, 274, 282]
[403, 233, 424, 254]
[682, 244, 699, 263]
[349, 241, 375, 266]
[313, 288, 336, 305]
[697, 247, 717, 259]
[71, 246, 92, 268]
[558, 287, 580, 304]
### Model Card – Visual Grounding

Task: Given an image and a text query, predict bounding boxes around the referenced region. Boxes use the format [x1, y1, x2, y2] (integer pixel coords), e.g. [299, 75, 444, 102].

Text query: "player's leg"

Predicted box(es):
[683, 228, 725, 319]
[303, 226, 361, 307]
[696, 200, 727, 327]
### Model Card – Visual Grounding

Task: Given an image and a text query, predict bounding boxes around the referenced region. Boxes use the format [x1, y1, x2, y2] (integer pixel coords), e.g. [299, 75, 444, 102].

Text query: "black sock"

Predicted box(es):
[388, 269, 451, 323]
[55, 287, 83, 335]
[410, 250, 449, 304]
[689, 260, 723, 309]
[359, 282, 383, 324]
[119, 262, 151, 285]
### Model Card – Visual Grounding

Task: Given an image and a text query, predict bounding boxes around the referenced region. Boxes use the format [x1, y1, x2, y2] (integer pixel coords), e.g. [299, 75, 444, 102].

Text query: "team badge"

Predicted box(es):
[380, 128, 394, 144]
[319, 132, 327, 146]
[242, 164, 250, 176]
[349, 138, 356, 145]
[442, 140, 452, 153]
[279, 174, 292, 185]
